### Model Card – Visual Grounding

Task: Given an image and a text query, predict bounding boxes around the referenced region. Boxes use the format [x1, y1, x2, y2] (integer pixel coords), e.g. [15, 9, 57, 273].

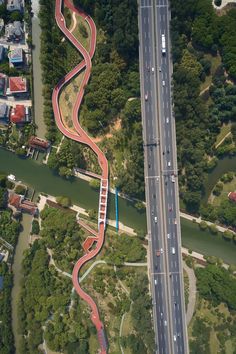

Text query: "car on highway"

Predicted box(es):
[171, 247, 176, 255]
[173, 334, 177, 342]
[145, 93, 148, 101]
[167, 233, 170, 239]
[162, 80, 165, 86]
[152, 67, 154, 73]
[171, 175, 175, 183]
[166, 117, 169, 123]
[154, 216, 157, 223]
[154, 279, 157, 285]
[168, 161, 171, 167]
[164, 320, 167, 326]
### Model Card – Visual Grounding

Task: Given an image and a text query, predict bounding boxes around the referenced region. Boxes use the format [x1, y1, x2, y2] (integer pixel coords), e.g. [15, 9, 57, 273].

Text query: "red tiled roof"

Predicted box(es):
[10, 104, 25, 123]
[29, 136, 50, 149]
[229, 192, 236, 202]
[9, 77, 27, 93]
[8, 193, 21, 208]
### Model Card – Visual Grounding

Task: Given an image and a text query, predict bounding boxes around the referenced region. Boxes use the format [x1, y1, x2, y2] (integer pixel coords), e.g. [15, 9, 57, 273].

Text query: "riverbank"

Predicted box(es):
[32, 1, 46, 138]
[11, 214, 32, 353]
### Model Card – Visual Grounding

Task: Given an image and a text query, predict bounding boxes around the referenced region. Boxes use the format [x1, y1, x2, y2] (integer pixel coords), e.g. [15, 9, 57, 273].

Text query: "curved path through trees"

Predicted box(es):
[53, 1, 108, 352]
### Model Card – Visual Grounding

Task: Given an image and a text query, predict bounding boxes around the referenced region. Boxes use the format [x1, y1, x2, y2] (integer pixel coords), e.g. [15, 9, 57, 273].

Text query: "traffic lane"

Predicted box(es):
[153, 273, 169, 353]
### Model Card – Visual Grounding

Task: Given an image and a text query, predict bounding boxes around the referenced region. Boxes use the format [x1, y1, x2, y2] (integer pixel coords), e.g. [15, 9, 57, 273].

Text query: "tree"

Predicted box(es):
[223, 230, 234, 241]
[31, 219, 40, 235]
[89, 178, 100, 190]
[56, 196, 71, 208]
[208, 224, 218, 235]
[199, 221, 208, 231]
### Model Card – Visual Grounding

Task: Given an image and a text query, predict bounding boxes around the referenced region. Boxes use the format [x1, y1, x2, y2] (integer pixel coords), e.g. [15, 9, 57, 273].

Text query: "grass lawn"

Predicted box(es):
[200, 53, 222, 92]
[212, 176, 236, 207]
[215, 123, 232, 147]
[189, 298, 236, 353]
[88, 334, 100, 354]
[59, 70, 85, 130]
[72, 14, 91, 52]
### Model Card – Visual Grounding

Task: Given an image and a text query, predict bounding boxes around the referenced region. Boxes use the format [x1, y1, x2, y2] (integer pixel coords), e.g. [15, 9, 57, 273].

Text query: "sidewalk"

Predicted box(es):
[180, 211, 235, 235]
[38, 194, 136, 235]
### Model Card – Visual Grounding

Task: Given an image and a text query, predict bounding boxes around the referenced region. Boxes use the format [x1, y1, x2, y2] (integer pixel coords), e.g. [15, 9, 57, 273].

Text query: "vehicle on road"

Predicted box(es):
[174, 334, 177, 341]
[161, 34, 166, 54]
[154, 216, 158, 223]
[152, 67, 154, 73]
[162, 80, 165, 86]
[156, 248, 163, 256]
[168, 161, 171, 167]
[166, 117, 169, 123]
[145, 93, 148, 101]
[154, 279, 157, 285]
[171, 247, 176, 255]
[171, 175, 175, 183]
[167, 233, 170, 239]
[164, 320, 167, 326]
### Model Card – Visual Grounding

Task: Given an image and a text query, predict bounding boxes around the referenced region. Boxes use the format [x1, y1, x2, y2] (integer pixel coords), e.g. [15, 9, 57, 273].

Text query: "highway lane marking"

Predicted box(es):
[140, 5, 152, 8]
[151, 272, 166, 275]
[145, 175, 160, 179]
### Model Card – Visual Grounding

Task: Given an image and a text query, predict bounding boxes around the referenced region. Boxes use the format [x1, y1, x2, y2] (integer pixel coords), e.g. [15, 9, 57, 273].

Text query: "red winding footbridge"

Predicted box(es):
[52, 0, 108, 352]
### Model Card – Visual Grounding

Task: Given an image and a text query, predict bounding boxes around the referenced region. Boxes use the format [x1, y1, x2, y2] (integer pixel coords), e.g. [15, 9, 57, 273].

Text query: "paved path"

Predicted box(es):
[180, 211, 235, 235]
[53, 1, 108, 352]
[183, 261, 196, 325]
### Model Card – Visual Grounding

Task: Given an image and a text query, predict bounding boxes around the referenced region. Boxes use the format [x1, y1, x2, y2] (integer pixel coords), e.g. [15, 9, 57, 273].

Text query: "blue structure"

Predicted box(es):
[115, 187, 119, 232]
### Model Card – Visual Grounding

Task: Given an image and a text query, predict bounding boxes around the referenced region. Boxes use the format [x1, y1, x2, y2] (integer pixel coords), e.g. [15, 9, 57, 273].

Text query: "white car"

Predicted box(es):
[167, 233, 170, 239]
[162, 80, 165, 86]
[160, 248, 164, 254]
[154, 279, 157, 285]
[168, 161, 171, 167]
[171, 247, 176, 255]
[173, 335, 177, 342]
[152, 67, 154, 73]
[145, 93, 148, 101]
[166, 117, 169, 123]
[154, 216, 158, 223]
[171, 175, 175, 183]
[164, 320, 167, 326]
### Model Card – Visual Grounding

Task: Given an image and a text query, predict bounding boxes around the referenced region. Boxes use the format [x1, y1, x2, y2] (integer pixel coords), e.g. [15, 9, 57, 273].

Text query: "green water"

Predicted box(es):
[1, 148, 236, 263]
[181, 218, 236, 265]
[0, 148, 146, 230]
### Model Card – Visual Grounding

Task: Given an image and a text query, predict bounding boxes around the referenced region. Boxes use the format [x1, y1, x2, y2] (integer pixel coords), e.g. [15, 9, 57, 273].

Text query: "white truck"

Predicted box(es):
[161, 34, 166, 54]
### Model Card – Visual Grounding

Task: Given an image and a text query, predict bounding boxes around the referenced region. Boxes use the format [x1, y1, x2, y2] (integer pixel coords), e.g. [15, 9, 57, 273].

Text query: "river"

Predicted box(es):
[32, 0, 46, 138]
[11, 214, 32, 354]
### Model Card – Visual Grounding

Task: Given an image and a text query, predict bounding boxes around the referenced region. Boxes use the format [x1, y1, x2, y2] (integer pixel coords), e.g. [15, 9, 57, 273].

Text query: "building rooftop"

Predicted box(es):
[8, 76, 27, 94]
[7, 0, 23, 12]
[0, 103, 10, 119]
[10, 104, 25, 123]
[5, 21, 23, 41]
[0, 75, 6, 96]
[9, 47, 23, 64]
[29, 136, 50, 150]
[8, 192, 21, 208]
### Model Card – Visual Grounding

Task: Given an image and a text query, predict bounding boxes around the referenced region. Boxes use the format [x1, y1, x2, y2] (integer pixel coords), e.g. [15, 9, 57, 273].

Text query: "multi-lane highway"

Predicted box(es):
[138, 0, 189, 353]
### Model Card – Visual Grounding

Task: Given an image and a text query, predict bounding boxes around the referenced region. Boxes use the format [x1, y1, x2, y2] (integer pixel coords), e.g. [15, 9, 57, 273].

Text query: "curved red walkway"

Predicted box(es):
[52, 1, 108, 352]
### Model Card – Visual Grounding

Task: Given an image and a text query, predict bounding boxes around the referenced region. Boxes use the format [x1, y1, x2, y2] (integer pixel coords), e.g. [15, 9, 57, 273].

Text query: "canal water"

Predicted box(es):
[0, 148, 235, 263]
[0, 148, 147, 230]
[32, 0, 46, 138]
[11, 214, 32, 354]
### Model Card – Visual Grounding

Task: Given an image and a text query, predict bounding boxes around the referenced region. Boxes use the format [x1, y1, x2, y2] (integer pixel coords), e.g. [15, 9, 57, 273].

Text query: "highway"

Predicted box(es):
[138, 0, 189, 353]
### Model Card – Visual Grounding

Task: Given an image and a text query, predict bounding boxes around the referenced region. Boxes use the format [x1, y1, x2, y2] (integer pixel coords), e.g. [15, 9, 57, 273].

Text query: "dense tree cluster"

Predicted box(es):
[47, 138, 86, 178]
[0, 262, 14, 354]
[122, 273, 155, 353]
[196, 265, 236, 310]
[105, 233, 146, 265]
[18, 240, 89, 353]
[40, 206, 84, 272]
[170, 0, 236, 213]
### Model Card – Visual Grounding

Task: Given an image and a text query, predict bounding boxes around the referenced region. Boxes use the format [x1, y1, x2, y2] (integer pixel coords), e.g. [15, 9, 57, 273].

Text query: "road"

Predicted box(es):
[138, 0, 189, 353]
[53, 1, 108, 353]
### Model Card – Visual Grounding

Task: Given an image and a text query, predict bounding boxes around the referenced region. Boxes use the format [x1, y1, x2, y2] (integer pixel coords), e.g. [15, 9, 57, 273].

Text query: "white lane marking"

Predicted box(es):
[170, 189, 173, 197]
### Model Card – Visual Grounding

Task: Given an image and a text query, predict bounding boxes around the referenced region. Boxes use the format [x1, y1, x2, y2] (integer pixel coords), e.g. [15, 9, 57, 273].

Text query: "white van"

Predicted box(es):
[171, 247, 176, 255]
